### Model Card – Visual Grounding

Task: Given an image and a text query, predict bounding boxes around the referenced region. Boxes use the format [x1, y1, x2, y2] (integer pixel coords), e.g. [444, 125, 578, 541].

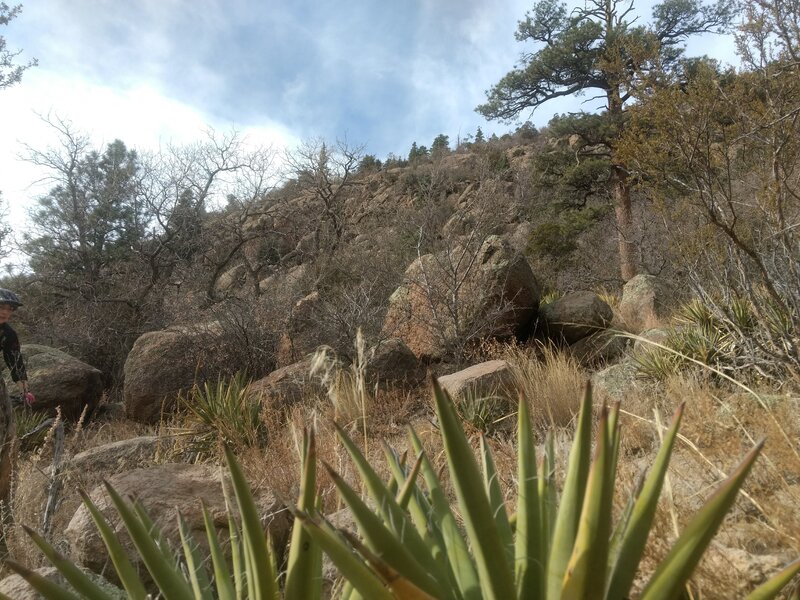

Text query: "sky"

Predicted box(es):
[0, 0, 739, 240]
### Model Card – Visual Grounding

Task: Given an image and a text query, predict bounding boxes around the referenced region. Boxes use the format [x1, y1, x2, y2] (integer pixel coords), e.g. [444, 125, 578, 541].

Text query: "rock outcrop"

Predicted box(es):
[365, 338, 424, 387]
[123, 323, 225, 423]
[247, 357, 325, 411]
[569, 330, 628, 366]
[437, 359, 514, 404]
[67, 463, 291, 584]
[383, 236, 540, 360]
[65, 436, 161, 477]
[5, 344, 104, 419]
[0, 567, 124, 599]
[276, 291, 328, 367]
[591, 360, 641, 403]
[618, 274, 675, 333]
[539, 291, 613, 344]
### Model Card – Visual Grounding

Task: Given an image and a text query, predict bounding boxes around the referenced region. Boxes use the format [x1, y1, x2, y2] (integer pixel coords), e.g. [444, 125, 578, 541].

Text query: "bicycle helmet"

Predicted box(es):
[0, 289, 22, 308]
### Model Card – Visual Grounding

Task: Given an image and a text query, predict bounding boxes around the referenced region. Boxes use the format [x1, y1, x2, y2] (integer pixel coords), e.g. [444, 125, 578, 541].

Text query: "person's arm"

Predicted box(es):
[2, 326, 28, 390]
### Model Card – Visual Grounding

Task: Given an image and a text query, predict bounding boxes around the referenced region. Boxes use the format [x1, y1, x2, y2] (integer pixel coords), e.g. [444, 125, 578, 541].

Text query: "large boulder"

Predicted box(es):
[276, 291, 328, 367]
[123, 323, 226, 423]
[539, 291, 613, 344]
[364, 338, 425, 387]
[437, 360, 516, 432]
[618, 274, 675, 333]
[437, 360, 515, 404]
[383, 236, 540, 360]
[247, 357, 325, 412]
[591, 360, 641, 403]
[66, 463, 291, 585]
[258, 263, 309, 296]
[65, 436, 161, 477]
[632, 327, 671, 354]
[569, 330, 628, 367]
[4, 344, 104, 420]
[214, 263, 248, 294]
[506, 221, 535, 255]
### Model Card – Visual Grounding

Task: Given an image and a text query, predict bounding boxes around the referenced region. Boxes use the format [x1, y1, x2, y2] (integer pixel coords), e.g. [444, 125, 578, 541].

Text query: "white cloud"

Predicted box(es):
[0, 67, 298, 232]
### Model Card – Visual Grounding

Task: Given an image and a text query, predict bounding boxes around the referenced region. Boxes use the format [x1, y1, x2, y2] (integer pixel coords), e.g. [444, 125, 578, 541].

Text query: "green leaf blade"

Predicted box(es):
[641, 440, 765, 600]
[431, 377, 516, 600]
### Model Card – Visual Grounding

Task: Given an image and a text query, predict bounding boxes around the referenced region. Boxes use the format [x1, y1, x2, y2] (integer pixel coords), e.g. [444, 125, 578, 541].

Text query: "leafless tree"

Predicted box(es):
[389, 162, 534, 364]
[284, 137, 364, 257]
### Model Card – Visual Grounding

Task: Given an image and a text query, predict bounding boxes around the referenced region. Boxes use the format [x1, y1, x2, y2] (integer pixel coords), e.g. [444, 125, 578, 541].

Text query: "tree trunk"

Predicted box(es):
[612, 165, 637, 281]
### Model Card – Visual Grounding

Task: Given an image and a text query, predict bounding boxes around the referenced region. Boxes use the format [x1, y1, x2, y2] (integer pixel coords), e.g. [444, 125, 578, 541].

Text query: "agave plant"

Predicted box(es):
[172, 371, 267, 462]
[294, 379, 800, 599]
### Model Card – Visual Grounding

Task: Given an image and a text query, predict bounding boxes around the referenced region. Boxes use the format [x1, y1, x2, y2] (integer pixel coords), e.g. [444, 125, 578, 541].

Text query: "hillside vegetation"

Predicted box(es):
[1, 0, 800, 597]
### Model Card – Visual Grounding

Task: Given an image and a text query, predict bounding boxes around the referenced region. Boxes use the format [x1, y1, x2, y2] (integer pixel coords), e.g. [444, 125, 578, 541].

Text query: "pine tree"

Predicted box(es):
[477, 0, 733, 280]
[0, 3, 36, 89]
[431, 134, 450, 156]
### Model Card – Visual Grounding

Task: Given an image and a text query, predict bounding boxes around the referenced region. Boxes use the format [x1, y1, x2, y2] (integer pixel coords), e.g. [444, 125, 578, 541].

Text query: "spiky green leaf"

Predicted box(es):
[640, 440, 764, 600]
[432, 377, 515, 600]
[21, 526, 116, 600]
[606, 403, 684, 599]
[546, 383, 594, 598]
[285, 430, 323, 600]
[744, 558, 800, 600]
[224, 446, 279, 600]
[514, 396, 544, 599]
[78, 490, 148, 600]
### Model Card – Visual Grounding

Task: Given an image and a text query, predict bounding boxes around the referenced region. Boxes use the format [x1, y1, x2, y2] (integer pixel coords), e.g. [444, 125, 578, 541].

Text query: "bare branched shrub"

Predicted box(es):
[386, 165, 536, 365]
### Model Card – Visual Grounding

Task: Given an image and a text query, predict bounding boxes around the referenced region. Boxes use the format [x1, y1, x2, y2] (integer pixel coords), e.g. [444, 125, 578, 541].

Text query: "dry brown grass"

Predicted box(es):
[5, 340, 799, 598]
[613, 373, 800, 597]
[496, 342, 584, 431]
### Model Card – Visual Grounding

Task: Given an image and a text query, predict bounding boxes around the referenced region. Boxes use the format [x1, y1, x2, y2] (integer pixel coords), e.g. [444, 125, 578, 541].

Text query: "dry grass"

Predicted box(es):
[594, 285, 621, 309]
[496, 342, 584, 431]
[4, 339, 799, 598]
[613, 374, 800, 597]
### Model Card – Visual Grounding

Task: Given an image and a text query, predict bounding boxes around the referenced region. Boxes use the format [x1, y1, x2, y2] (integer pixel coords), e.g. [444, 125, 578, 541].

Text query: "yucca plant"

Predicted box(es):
[633, 298, 743, 380]
[631, 343, 683, 380]
[456, 388, 510, 434]
[294, 379, 800, 599]
[14, 406, 52, 450]
[172, 371, 267, 462]
[539, 288, 564, 307]
[3, 435, 321, 600]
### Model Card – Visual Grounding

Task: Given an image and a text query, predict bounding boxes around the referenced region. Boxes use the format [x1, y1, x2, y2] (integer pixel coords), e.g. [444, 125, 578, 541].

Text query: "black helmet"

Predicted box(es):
[0, 289, 22, 308]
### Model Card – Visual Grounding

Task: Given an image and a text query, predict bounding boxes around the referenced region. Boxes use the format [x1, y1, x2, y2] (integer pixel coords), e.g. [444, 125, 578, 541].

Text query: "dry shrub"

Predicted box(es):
[250, 369, 428, 520]
[311, 335, 372, 430]
[667, 377, 800, 550]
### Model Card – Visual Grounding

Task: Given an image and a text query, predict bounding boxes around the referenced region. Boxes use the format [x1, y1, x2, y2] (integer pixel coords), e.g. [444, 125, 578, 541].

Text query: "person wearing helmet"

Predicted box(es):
[0, 289, 31, 404]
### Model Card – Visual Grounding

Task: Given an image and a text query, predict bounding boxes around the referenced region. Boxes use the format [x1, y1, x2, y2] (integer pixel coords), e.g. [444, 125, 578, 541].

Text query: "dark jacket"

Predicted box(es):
[0, 323, 27, 382]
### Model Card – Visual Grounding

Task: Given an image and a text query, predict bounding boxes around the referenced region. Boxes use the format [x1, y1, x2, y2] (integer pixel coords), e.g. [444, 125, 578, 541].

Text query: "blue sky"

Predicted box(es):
[0, 0, 737, 233]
